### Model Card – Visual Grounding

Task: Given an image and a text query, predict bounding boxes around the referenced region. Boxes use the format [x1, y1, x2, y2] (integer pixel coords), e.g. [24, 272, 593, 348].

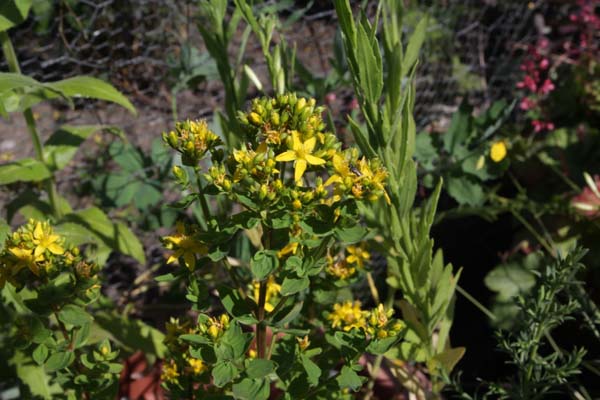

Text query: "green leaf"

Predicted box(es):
[443, 101, 473, 154]
[232, 378, 270, 400]
[250, 250, 278, 281]
[32, 344, 49, 365]
[0, 0, 33, 31]
[336, 365, 363, 391]
[73, 323, 91, 349]
[180, 334, 212, 345]
[402, 17, 428, 76]
[446, 175, 484, 207]
[219, 285, 253, 319]
[0, 72, 43, 94]
[355, 19, 382, 104]
[45, 351, 74, 372]
[300, 354, 321, 387]
[280, 276, 309, 296]
[367, 336, 401, 355]
[484, 262, 536, 301]
[430, 347, 465, 374]
[58, 304, 92, 327]
[334, 224, 367, 244]
[0, 217, 9, 251]
[57, 207, 146, 263]
[246, 358, 276, 379]
[45, 76, 136, 115]
[11, 351, 59, 399]
[0, 158, 51, 184]
[43, 125, 102, 170]
[212, 361, 238, 387]
[94, 311, 166, 359]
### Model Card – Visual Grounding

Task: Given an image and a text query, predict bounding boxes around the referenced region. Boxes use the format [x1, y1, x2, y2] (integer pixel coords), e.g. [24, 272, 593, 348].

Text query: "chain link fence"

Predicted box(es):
[0, 0, 547, 140]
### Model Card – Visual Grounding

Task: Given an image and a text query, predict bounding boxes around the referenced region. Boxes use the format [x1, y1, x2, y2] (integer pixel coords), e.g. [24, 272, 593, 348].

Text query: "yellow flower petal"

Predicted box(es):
[295, 159, 307, 183]
[275, 150, 297, 162]
[48, 243, 64, 255]
[303, 136, 317, 153]
[305, 154, 325, 166]
[183, 252, 196, 271]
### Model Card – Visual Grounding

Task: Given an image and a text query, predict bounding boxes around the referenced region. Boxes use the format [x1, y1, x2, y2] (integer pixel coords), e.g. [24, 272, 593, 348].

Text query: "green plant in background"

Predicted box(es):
[415, 99, 515, 210]
[0, 219, 122, 399]
[158, 94, 405, 399]
[334, 0, 464, 395]
[0, 0, 145, 266]
[84, 137, 178, 231]
[447, 248, 593, 400]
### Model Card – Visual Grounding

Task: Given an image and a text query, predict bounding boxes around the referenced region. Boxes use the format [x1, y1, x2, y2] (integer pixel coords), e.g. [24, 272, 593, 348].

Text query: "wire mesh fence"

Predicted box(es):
[0, 0, 547, 139]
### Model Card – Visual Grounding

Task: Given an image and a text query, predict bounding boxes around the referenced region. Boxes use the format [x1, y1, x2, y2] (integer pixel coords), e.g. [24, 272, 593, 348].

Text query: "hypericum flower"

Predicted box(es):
[277, 241, 299, 258]
[328, 301, 367, 332]
[161, 360, 180, 384]
[490, 141, 507, 162]
[346, 244, 370, 269]
[31, 221, 64, 257]
[356, 157, 390, 203]
[163, 222, 207, 271]
[187, 357, 208, 375]
[275, 130, 325, 184]
[327, 258, 356, 280]
[205, 313, 230, 340]
[8, 247, 44, 276]
[325, 153, 355, 187]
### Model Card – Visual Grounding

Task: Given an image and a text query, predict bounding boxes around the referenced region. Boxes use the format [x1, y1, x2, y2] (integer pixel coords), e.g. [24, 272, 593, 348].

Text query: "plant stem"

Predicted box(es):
[456, 284, 497, 322]
[256, 280, 267, 358]
[1, 31, 62, 218]
[194, 167, 212, 227]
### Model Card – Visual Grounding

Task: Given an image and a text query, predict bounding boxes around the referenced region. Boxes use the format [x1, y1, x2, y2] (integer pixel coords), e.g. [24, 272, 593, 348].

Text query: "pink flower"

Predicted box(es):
[519, 97, 536, 111]
[572, 175, 600, 218]
[539, 79, 555, 95]
[349, 98, 359, 110]
[324, 92, 336, 104]
[539, 58, 549, 69]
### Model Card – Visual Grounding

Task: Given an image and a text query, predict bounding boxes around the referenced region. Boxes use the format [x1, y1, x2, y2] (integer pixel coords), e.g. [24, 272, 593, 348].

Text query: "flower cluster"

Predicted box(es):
[326, 243, 371, 280]
[204, 94, 389, 212]
[0, 220, 98, 289]
[516, 39, 556, 133]
[161, 314, 232, 386]
[327, 301, 405, 339]
[163, 119, 222, 166]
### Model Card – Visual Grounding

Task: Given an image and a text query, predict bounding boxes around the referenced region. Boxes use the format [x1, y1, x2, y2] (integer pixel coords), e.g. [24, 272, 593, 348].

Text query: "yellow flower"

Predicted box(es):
[161, 360, 180, 384]
[328, 301, 368, 332]
[187, 357, 208, 375]
[163, 222, 208, 271]
[490, 141, 507, 162]
[325, 153, 355, 187]
[252, 276, 281, 312]
[346, 244, 370, 269]
[277, 242, 299, 258]
[357, 157, 390, 204]
[275, 131, 325, 184]
[8, 247, 44, 276]
[31, 221, 64, 258]
[326, 258, 356, 280]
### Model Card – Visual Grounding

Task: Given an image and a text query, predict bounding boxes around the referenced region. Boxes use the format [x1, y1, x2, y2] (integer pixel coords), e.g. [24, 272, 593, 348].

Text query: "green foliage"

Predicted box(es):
[335, 0, 462, 393]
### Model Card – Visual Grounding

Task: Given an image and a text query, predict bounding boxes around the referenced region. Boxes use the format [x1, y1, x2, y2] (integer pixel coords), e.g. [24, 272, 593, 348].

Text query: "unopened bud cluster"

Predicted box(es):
[163, 119, 222, 166]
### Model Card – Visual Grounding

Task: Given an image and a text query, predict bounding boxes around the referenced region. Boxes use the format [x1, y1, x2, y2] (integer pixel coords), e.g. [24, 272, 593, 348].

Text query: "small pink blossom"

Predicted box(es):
[572, 175, 600, 218]
[539, 58, 549, 69]
[539, 79, 555, 95]
[349, 98, 359, 110]
[519, 97, 536, 111]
